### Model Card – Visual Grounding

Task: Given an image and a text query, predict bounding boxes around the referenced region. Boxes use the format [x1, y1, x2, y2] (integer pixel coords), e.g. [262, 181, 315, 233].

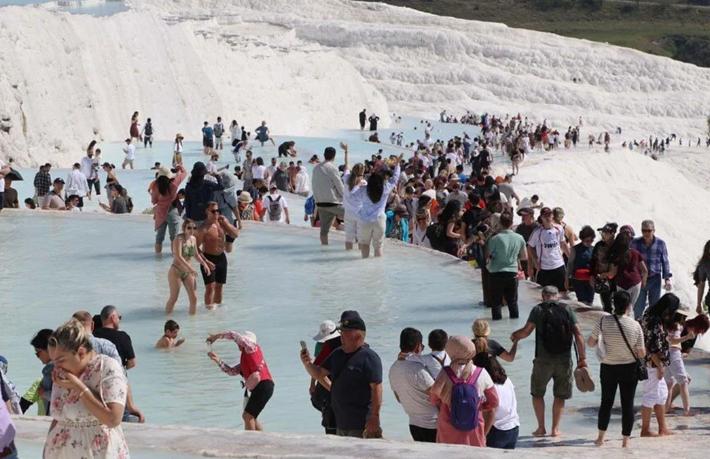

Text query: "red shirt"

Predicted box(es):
[240, 346, 273, 381]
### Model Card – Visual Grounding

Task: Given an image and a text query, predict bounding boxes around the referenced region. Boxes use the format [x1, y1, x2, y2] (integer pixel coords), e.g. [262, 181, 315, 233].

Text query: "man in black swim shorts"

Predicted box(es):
[197, 201, 239, 309]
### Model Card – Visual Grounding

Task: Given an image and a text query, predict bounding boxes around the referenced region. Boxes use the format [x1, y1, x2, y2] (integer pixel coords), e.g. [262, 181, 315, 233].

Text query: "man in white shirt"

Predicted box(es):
[80, 150, 99, 199]
[389, 327, 438, 443]
[263, 185, 290, 224]
[122, 138, 136, 170]
[265, 157, 278, 186]
[66, 163, 89, 208]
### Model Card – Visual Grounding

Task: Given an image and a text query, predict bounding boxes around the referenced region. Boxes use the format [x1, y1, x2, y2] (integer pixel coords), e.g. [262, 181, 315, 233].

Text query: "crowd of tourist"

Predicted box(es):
[2, 108, 710, 459]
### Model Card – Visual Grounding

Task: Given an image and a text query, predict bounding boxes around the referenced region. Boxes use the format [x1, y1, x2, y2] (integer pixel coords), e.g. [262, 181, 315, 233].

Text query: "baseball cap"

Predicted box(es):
[339, 310, 366, 331]
[540, 206, 552, 216]
[597, 222, 618, 233]
[53, 178, 65, 184]
[517, 207, 533, 216]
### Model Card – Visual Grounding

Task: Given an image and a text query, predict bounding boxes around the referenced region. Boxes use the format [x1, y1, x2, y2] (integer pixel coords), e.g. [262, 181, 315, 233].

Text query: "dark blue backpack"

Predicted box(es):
[444, 366, 483, 431]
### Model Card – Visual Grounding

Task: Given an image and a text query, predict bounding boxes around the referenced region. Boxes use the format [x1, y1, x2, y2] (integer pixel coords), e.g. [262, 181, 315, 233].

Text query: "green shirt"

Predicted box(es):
[486, 229, 526, 273]
[528, 302, 578, 361]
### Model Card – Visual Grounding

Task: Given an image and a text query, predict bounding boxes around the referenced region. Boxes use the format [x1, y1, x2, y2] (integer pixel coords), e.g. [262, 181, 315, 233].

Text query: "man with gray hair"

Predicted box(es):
[631, 219, 672, 318]
[511, 286, 586, 437]
[72, 311, 121, 364]
[300, 310, 383, 438]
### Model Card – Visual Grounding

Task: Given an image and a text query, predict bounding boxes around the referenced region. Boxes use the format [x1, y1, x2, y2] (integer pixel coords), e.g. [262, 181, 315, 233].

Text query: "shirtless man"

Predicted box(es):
[197, 201, 239, 309]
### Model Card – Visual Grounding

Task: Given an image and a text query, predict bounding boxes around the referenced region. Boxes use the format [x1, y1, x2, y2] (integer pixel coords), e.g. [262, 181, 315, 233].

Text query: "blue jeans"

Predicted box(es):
[634, 274, 661, 319]
[486, 425, 519, 449]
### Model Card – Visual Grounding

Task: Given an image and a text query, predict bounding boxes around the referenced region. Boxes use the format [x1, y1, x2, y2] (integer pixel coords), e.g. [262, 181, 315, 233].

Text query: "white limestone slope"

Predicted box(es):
[1, 0, 710, 166]
[0, 5, 388, 166]
[132, 0, 710, 134]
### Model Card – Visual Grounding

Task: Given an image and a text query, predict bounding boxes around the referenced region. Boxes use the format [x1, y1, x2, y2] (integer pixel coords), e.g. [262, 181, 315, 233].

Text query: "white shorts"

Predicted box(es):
[642, 364, 669, 408]
[357, 214, 386, 249]
[664, 350, 688, 385]
[344, 212, 358, 244]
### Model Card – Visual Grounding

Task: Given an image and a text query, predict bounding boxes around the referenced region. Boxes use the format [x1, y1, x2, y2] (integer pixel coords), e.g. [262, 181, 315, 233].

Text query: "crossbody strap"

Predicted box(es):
[612, 315, 638, 360]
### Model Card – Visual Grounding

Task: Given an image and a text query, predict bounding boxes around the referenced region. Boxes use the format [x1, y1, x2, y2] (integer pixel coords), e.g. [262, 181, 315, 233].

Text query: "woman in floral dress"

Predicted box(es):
[44, 319, 129, 459]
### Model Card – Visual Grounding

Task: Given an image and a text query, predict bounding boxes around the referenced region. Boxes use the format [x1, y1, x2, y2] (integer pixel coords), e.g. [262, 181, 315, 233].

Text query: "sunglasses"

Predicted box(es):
[210, 209, 219, 214]
[186, 225, 197, 230]
[642, 229, 653, 233]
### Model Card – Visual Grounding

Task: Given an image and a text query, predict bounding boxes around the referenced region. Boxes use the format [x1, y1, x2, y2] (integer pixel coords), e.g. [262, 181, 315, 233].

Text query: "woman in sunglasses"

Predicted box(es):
[165, 219, 214, 315]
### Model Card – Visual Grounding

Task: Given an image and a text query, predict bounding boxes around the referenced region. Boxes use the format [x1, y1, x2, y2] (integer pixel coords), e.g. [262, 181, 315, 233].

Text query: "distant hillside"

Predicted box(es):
[371, 0, 710, 68]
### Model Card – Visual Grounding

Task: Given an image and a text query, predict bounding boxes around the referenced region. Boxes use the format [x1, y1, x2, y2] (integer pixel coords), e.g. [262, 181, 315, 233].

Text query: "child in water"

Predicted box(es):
[156, 320, 185, 348]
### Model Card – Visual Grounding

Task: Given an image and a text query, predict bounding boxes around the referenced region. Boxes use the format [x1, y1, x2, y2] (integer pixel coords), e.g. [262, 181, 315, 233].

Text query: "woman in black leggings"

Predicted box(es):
[587, 291, 646, 448]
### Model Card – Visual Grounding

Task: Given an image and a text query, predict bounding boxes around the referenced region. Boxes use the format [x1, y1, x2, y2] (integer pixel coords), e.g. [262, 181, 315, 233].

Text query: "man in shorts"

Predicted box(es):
[511, 286, 586, 437]
[197, 201, 239, 309]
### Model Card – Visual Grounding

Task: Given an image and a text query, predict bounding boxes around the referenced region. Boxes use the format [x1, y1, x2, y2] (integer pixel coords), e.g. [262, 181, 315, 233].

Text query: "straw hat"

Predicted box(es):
[237, 193, 253, 204]
[156, 166, 175, 179]
[445, 335, 476, 361]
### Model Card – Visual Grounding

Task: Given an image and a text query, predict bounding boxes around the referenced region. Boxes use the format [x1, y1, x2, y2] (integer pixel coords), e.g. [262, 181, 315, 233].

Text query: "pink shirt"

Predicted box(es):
[150, 169, 186, 229]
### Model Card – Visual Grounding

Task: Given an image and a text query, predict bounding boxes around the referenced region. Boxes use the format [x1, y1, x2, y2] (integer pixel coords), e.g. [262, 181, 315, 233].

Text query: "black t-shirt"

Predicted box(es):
[322, 344, 383, 431]
[488, 338, 505, 357]
[94, 328, 135, 367]
[515, 222, 538, 242]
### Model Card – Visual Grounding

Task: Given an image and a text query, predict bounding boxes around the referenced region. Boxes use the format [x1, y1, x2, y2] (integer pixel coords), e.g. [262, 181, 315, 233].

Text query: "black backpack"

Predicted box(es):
[539, 302, 574, 355]
[144, 122, 153, 136]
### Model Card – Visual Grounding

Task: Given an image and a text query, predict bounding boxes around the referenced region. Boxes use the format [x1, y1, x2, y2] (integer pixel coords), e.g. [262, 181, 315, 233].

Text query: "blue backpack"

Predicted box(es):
[444, 366, 483, 431]
[304, 195, 315, 216]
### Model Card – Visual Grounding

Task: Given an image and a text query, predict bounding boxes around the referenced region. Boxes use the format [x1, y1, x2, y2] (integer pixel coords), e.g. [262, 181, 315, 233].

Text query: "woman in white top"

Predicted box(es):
[474, 353, 519, 450]
[294, 165, 310, 197]
[352, 153, 403, 258]
[173, 133, 184, 167]
[588, 290, 645, 448]
[341, 144, 366, 250]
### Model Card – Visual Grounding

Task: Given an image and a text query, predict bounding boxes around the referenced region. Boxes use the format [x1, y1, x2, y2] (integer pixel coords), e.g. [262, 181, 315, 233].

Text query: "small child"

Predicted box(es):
[664, 308, 696, 415]
[156, 320, 185, 349]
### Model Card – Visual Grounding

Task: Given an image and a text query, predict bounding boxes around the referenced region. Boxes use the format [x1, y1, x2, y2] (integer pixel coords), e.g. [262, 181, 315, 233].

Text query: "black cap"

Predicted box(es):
[53, 178, 65, 184]
[339, 310, 366, 331]
[597, 222, 618, 233]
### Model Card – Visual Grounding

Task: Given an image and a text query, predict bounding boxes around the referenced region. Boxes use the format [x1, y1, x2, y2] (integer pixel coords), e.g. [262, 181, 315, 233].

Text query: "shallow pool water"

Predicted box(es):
[4, 210, 704, 445]
[0, 0, 128, 16]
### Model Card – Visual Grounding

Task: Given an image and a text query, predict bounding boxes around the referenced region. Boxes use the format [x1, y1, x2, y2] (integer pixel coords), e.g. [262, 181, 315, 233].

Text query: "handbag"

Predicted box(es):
[595, 317, 607, 361]
[613, 315, 648, 381]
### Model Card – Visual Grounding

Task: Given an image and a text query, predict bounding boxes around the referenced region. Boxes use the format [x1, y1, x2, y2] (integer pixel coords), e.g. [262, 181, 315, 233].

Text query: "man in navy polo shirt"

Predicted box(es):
[300, 310, 383, 438]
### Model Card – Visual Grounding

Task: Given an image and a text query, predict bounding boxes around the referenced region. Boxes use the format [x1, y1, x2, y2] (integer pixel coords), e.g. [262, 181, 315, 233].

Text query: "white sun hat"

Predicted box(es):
[313, 320, 340, 342]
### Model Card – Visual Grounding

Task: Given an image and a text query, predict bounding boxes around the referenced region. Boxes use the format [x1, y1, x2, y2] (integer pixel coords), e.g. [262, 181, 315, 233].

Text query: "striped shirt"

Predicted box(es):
[591, 314, 644, 365]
